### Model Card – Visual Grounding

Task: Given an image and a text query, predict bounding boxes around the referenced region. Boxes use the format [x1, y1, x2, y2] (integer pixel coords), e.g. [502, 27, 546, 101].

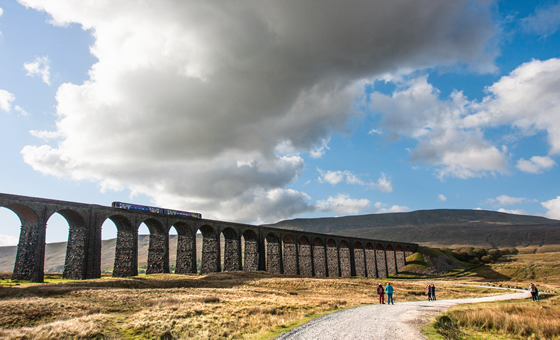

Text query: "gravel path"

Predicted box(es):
[277, 288, 530, 340]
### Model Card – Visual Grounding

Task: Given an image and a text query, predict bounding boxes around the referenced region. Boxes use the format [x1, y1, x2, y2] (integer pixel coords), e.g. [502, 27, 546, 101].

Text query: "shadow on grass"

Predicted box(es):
[0, 271, 296, 299]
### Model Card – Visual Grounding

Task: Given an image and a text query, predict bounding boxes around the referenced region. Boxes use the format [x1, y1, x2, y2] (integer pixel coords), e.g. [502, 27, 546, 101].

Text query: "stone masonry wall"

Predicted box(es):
[147, 233, 168, 274]
[223, 238, 241, 272]
[282, 243, 297, 275]
[375, 250, 387, 278]
[396, 251, 406, 272]
[175, 233, 196, 273]
[201, 236, 219, 273]
[244, 238, 259, 271]
[113, 229, 137, 277]
[63, 226, 87, 280]
[354, 249, 366, 277]
[339, 248, 351, 277]
[313, 245, 326, 277]
[298, 244, 312, 277]
[13, 224, 43, 282]
[266, 241, 282, 274]
[326, 247, 339, 277]
[365, 249, 377, 278]
[386, 250, 397, 275]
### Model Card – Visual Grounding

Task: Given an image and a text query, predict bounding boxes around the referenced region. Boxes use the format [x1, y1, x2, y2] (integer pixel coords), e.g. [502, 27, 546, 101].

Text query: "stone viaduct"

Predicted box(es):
[0, 193, 418, 283]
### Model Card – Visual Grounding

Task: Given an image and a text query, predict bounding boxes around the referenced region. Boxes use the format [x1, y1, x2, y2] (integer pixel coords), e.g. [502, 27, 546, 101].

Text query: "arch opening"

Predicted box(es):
[46, 210, 87, 280]
[0, 207, 28, 279]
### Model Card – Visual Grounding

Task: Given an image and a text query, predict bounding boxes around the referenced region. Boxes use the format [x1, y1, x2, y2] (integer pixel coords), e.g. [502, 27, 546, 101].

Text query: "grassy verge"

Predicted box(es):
[0, 271, 506, 339]
[425, 294, 560, 339]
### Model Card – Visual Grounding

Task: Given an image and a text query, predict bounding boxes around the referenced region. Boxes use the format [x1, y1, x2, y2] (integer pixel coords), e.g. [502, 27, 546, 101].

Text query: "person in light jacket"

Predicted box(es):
[385, 283, 394, 305]
[377, 283, 385, 304]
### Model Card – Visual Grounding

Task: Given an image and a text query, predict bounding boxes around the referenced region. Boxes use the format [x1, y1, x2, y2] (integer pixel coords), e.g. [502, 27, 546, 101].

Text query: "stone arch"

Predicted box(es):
[405, 246, 413, 258]
[106, 214, 138, 277]
[242, 229, 259, 271]
[47, 209, 89, 280]
[313, 237, 326, 277]
[222, 227, 241, 272]
[375, 243, 387, 278]
[265, 232, 282, 274]
[353, 241, 366, 277]
[140, 218, 169, 274]
[365, 242, 377, 278]
[339, 240, 351, 277]
[326, 239, 339, 277]
[395, 245, 406, 272]
[198, 225, 220, 273]
[173, 222, 196, 274]
[298, 236, 312, 276]
[385, 244, 397, 276]
[4, 204, 42, 282]
[282, 234, 297, 275]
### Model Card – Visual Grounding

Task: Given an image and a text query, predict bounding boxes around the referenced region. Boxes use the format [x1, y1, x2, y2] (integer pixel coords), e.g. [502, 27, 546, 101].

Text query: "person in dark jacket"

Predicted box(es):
[431, 284, 436, 301]
[530, 283, 538, 301]
[377, 283, 385, 304]
[426, 285, 432, 301]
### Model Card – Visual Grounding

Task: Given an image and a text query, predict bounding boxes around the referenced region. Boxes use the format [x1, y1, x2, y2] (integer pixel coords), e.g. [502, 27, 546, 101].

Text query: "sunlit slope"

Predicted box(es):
[264, 209, 560, 248]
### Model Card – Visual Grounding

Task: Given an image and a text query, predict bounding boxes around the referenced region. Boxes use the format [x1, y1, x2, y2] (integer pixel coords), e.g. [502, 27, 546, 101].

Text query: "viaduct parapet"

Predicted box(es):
[0, 193, 418, 282]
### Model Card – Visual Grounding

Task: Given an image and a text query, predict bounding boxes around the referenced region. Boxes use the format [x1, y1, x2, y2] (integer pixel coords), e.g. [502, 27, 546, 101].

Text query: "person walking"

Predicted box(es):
[426, 285, 432, 301]
[431, 284, 436, 301]
[385, 283, 394, 305]
[530, 283, 538, 302]
[377, 283, 385, 304]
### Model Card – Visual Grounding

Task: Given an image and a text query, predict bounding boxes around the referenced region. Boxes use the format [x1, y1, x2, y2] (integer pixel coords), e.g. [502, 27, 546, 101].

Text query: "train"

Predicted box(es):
[111, 201, 202, 219]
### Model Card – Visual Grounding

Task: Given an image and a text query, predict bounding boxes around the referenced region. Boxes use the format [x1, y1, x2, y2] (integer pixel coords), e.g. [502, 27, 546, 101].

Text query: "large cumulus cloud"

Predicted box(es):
[19, 0, 496, 222]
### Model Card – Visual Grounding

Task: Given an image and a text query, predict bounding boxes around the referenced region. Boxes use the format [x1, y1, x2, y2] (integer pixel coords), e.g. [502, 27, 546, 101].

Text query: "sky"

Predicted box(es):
[1, 0, 560, 246]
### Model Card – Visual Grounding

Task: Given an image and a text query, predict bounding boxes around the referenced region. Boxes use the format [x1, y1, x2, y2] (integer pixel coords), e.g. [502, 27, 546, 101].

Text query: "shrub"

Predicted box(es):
[488, 249, 501, 260]
[480, 255, 494, 263]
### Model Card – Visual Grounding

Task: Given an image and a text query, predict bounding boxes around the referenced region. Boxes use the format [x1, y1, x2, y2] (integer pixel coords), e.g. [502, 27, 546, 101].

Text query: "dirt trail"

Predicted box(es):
[277, 289, 529, 340]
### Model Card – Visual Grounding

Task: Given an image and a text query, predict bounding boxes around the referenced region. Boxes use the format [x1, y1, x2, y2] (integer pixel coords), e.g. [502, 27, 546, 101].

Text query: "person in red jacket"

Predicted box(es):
[377, 283, 385, 304]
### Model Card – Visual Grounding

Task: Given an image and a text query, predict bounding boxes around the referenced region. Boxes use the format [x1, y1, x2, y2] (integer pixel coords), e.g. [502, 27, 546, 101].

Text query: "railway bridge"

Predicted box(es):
[0, 193, 417, 282]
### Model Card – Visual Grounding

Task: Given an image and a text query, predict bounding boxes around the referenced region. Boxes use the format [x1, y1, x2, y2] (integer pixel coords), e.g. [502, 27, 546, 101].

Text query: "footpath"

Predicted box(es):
[276, 286, 529, 340]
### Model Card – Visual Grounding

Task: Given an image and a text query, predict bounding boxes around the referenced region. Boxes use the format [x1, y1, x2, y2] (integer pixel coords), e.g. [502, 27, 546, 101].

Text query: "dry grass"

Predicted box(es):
[434, 295, 560, 340]
[0, 271, 503, 339]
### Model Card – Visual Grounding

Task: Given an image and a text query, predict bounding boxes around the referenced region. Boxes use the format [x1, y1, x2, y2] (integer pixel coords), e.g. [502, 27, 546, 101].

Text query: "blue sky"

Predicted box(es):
[1, 0, 560, 245]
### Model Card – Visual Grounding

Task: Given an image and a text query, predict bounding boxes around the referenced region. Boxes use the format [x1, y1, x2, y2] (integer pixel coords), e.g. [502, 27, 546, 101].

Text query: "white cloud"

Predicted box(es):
[372, 202, 409, 213]
[0, 89, 15, 112]
[516, 156, 556, 173]
[497, 208, 528, 215]
[318, 169, 392, 192]
[371, 76, 508, 179]
[370, 57, 560, 180]
[0, 7, 3, 16]
[0, 235, 18, 246]
[486, 195, 529, 206]
[24, 56, 51, 85]
[30, 130, 62, 140]
[438, 194, 447, 201]
[368, 128, 382, 135]
[14, 105, 29, 117]
[309, 138, 330, 159]
[464, 58, 560, 155]
[522, 2, 560, 37]
[19, 0, 497, 223]
[542, 196, 560, 220]
[317, 194, 370, 214]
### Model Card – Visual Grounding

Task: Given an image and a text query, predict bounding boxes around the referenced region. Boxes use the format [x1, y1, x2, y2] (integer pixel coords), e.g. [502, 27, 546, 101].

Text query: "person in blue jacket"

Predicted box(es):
[385, 282, 394, 305]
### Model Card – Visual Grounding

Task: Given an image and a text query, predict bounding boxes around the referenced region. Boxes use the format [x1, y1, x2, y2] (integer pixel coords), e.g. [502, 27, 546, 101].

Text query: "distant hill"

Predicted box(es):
[263, 209, 560, 249]
[0, 234, 204, 274]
